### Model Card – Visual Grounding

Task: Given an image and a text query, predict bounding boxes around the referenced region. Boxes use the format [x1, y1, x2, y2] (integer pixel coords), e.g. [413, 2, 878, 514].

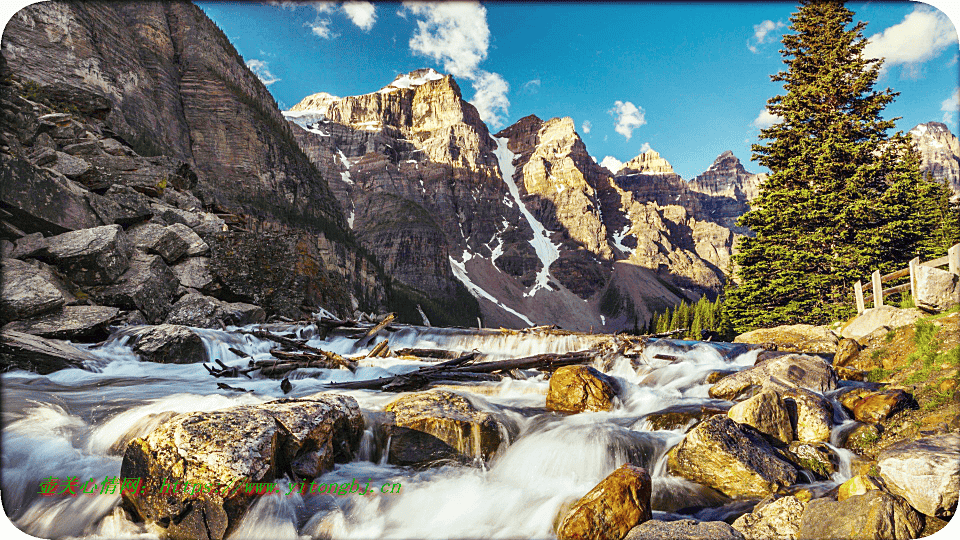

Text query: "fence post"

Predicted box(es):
[872, 270, 883, 308]
[949, 244, 959, 275]
[854, 281, 865, 314]
[909, 257, 919, 303]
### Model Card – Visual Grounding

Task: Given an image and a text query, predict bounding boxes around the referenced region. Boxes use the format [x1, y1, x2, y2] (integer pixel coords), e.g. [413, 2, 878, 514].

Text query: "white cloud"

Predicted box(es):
[864, 7, 958, 77]
[245, 59, 280, 86]
[307, 18, 336, 39]
[402, 1, 510, 127]
[582, 120, 592, 134]
[470, 71, 510, 128]
[342, 1, 376, 31]
[521, 79, 541, 94]
[638, 142, 652, 154]
[600, 156, 624, 174]
[608, 100, 646, 140]
[942, 88, 960, 123]
[752, 108, 782, 129]
[748, 19, 784, 53]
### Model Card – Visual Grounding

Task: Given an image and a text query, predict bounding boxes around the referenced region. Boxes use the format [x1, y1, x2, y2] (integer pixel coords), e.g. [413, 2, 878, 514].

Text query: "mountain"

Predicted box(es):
[909, 122, 960, 198]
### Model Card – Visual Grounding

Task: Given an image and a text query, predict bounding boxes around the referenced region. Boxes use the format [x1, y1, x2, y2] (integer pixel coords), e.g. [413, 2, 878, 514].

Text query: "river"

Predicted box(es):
[1, 322, 853, 539]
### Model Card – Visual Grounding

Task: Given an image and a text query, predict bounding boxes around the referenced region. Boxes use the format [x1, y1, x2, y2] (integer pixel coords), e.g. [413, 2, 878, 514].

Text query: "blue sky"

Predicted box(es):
[199, 2, 956, 178]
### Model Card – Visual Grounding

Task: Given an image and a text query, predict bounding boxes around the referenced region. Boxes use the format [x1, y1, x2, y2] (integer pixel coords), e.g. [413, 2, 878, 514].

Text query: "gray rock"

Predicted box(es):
[23, 260, 80, 306]
[102, 185, 154, 226]
[915, 265, 959, 313]
[796, 490, 923, 540]
[163, 293, 262, 328]
[166, 223, 209, 256]
[50, 151, 93, 180]
[0, 239, 13, 258]
[169, 257, 215, 291]
[129, 324, 208, 364]
[732, 495, 804, 539]
[626, 519, 744, 540]
[98, 138, 135, 157]
[878, 433, 959, 518]
[151, 202, 202, 229]
[709, 354, 838, 400]
[2, 305, 120, 340]
[162, 189, 203, 212]
[39, 224, 132, 285]
[191, 212, 227, 239]
[1, 258, 64, 321]
[0, 154, 102, 235]
[127, 222, 189, 264]
[667, 415, 798, 499]
[29, 146, 57, 167]
[10, 232, 46, 259]
[0, 330, 97, 374]
[88, 252, 178, 323]
[120, 394, 363, 540]
[841, 306, 923, 340]
[218, 301, 265, 326]
[61, 140, 103, 156]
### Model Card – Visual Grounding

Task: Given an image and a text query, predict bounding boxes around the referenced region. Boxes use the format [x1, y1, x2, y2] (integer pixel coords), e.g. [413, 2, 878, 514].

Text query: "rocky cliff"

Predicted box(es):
[910, 122, 960, 198]
[1, 0, 386, 315]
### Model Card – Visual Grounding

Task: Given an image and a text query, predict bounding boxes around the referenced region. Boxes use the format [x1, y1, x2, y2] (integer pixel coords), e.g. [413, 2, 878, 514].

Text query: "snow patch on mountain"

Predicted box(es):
[449, 251, 534, 325]
[379, 68, 444, 93]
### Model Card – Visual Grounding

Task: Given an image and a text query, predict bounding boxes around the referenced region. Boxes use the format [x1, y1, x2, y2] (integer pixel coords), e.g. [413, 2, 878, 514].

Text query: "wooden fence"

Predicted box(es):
[854, 243, 960, 314]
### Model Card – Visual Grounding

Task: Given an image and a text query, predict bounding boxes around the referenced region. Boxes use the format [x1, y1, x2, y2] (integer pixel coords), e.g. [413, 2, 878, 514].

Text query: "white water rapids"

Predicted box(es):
[1, 323, 854, 539]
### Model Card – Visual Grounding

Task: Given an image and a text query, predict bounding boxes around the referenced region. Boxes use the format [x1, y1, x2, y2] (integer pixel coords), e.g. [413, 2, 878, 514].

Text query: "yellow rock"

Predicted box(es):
[837, 474, 881, 502]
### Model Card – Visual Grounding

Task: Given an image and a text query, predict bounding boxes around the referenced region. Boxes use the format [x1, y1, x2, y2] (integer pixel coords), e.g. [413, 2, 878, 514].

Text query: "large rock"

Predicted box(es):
[50, 151, 93, 180]
[641, 403, 730, 432]
[838, 475, 883, 502]
[1, 258, 64, 321]
[796, 490, 923, 540]
[88, 252, 179, 323]
[127, 223, 190, 264]
[556, 464, 652, 540]
[0, 154, 102, 235]
[728, 389, 793, 445]
[625, 519, 744, 540]
[101, 185, 154, 226]
[2, 305, 120, 340]
[787, 441, 839, 479]
[841, 306, 923, 340]
[834, 338, 862, 367]
[39, 224, 132, 285]
[546, 365, 619, 413]
[878, 434, 959, 518]
[783, 387, 833, 443]
[120, 394, 363, 540]
[709, 354, 838, 400]
[839, 388, 915, 425]
[667, 415, 798, 498]
[915, 265, 959, 312]
[732, 494, 805, 540]
[166, 223, 209, 256]
[164, 293, 264, 329]
[734, 324, 839, 354]
[383, 390, 509, 465]
[169, 257, 215, 291]
[0, 330, 97, 373]
[128, 324, 208, 364]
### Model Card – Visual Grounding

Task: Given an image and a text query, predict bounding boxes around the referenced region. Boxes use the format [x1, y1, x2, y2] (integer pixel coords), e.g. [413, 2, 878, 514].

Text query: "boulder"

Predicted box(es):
[120, 394, 363, 540]
[49, 151, 93, 180]
[2, 305, 120, 340]
[915, 265, 959, 312]
[783, 387, 833, 443]
[126, 324, 208, 364]
[164, 293, 264, 329]
[728, 389, 793, 445]
[839, 388, 915, 425]
[841, 306, 923, 340]
[834, 338, 862, 367]
[556, 464, 652, 540]
[0, 154, 102, 235]
[102, 185, 154, 226]
[162, 189, 203, 212]
[732, 494, 805, 540]
[20, 260, 79, 306]
[787, 441, 838, 479]
[841, 423, 881, 451]
[126, 223, 190, 264]
[878, 434, 959, 518]
[0, 330, 97, 373]
[838, 475, 882, 502]
[88, 252, 179, 323]
[10, 231, 46, 259]
[667, 415, 798, 498]
[734, 324, 839, 354]
[383, 390, 509, 465]
[546, 365, 619, 413]
[39, 224, 132, 285]
[1, 258, 64, 321]
[796, 490, 923, 540]
[625, 519, 744, 540]
[642, 403, 729, 431]
[170, 257, 215, 291]
[166, 223, 209, 256]
[709, 355, 838, 400]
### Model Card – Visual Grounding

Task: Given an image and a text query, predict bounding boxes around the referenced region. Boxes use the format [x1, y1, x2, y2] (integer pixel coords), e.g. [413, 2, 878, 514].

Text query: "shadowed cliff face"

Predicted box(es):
[2, 0, 386, 313]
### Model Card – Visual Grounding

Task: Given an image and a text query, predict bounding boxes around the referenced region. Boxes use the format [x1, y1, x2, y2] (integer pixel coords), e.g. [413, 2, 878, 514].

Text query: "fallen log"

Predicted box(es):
[355, 313, 395, 347]
[394, 348, 461, 360]
[366, 339, 390, 358]
[0, 330, 97, 374]
[246, 329, 356, 371]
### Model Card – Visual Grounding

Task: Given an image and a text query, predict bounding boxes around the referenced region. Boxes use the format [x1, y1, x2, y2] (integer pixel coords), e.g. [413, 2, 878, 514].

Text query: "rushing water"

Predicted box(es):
[1, 323, 851, 539]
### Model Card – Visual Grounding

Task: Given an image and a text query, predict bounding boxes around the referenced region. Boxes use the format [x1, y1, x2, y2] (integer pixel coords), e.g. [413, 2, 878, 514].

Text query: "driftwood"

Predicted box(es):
[247, 329, 356, 371]
[394, 348, 461, 360]
[320, 349, 597, 392]
[355, 313, 395, 347]
[366, 340, 390, 358]
[217, 382, 250, 392]
[203, 358, 256, 378]
[0, 330, 97, 374]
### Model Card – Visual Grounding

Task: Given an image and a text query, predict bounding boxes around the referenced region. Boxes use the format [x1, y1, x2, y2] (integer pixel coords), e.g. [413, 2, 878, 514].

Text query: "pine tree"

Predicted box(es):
[726, 0, 948, 333]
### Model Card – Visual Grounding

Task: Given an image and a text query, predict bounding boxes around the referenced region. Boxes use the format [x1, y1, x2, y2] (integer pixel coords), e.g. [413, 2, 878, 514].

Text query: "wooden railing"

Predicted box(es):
[854, 243, 960, 314]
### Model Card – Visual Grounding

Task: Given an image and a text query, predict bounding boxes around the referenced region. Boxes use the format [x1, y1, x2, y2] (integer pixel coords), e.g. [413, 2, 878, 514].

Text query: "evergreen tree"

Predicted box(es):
[726, 0, 948, 333]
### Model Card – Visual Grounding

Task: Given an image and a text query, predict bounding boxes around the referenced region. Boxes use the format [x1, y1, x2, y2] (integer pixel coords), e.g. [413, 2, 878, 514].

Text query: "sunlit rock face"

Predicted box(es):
[910, 122, 960, 198]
